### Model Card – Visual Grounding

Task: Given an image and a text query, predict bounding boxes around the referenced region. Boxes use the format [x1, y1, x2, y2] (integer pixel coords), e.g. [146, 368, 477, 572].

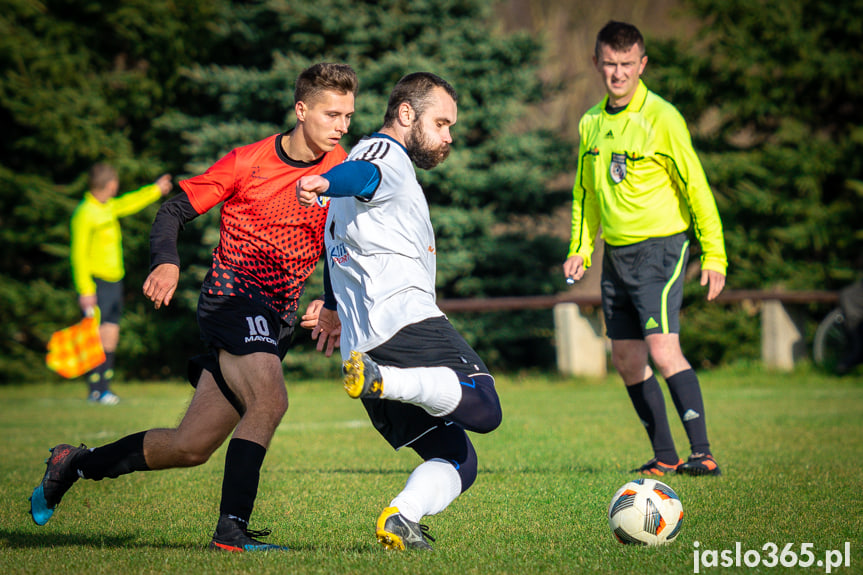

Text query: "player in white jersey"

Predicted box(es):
[297, 72, 502, 551]
[323, 134, 441, 353]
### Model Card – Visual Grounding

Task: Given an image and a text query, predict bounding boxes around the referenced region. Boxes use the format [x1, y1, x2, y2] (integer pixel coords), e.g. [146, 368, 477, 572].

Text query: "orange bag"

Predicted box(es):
[46, 316, 106, 378]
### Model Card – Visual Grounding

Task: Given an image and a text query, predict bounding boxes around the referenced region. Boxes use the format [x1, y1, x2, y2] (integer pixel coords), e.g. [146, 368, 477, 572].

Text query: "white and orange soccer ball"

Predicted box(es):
[607, 478, 684, 546]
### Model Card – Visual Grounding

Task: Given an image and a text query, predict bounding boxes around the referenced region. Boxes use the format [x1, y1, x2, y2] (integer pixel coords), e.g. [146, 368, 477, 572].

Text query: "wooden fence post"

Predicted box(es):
[553, 302, 607, 377]
[761, 299, 806, 370]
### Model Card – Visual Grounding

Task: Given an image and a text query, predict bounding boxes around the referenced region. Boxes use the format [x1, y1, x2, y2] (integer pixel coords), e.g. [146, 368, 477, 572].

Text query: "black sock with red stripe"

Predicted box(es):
[626, 375, 679, 465]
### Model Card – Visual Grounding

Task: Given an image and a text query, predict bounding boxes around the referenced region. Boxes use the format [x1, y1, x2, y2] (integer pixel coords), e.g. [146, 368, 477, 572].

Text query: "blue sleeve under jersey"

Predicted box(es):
[322, 257, 337, 311]
[322, 160, 380, 200]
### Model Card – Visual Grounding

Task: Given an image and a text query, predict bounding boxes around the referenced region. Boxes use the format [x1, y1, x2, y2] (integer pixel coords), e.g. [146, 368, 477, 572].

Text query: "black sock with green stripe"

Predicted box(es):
[102, 351, 116, 390]
[86, 363, 106, 394]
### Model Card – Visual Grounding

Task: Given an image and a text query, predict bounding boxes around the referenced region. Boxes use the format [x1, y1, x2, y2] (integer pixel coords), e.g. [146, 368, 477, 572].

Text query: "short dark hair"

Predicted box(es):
[88, 163, 117, 191]
[294, 63, 358, 105]
[382, 72, 458, 127]
[595, 21, 645, 58]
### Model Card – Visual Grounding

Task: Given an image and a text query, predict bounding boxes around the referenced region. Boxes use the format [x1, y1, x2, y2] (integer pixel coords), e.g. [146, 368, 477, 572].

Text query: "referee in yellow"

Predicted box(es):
[71, 164, 172, 404]
[563, 21, 727, 477]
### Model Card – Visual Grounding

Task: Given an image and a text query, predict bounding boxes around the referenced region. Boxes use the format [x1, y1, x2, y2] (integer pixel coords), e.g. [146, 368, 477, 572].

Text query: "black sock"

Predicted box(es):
[665, 369, 711, 455]
[626, 375, 679, 464]
[219, 438, 267, 523]
[86, 363, 105, 394]
[77, 431, 150, 480]
[103, 352, 116, 390]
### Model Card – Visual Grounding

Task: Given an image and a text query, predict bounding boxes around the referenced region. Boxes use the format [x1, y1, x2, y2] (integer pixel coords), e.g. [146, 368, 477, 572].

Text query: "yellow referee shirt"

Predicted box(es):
[568, 80, 727, 275]
[70, 184, 162, 296]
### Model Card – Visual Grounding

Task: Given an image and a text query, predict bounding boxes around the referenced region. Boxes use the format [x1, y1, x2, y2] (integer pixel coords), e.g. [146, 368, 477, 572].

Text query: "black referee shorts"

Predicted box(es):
[601, 232, 690, 339]
[93, 279, 123, 324]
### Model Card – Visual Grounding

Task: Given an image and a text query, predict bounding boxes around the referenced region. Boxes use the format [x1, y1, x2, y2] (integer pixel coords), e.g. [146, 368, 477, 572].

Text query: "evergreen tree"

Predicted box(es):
[644, 0, 863, 364]
[2, 0, 573, 381]
[159, 0, 574, 371]
[0, 0, 228, 382]
[648, 0, 863, 289]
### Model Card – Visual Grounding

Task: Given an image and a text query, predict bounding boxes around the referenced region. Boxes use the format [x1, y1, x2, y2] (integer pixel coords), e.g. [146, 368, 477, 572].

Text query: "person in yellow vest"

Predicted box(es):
[563, 21, 727, 477]
[70, 164, 172, 404]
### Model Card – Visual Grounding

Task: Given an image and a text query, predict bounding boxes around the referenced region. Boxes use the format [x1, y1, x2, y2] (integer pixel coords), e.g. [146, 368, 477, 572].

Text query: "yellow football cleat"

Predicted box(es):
[375, 506, 434, 551]
[342, 350, 384, 399]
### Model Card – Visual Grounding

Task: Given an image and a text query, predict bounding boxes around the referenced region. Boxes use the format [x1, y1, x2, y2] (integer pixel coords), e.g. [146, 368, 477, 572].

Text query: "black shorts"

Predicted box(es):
[362, 316, 488, 450]
[601, 232, 689, 340]
[195, 291, 295, 357]
[188, 292, 295, 415]
[93, 279, 123, 324]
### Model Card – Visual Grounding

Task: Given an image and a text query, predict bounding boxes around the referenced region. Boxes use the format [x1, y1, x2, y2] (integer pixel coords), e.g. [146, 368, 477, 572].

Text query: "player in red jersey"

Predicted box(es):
[29, 63, 356, 551]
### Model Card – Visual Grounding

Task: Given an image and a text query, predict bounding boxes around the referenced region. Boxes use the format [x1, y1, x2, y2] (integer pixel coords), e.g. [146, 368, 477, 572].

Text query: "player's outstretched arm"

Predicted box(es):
[143, 263, 180, 309]
[298, 161, 380, 206]
[154, 173, 173, 196]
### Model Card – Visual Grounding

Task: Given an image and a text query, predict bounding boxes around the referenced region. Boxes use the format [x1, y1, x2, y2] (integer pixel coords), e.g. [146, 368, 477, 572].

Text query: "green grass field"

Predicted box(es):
[1, 367, 861, 574]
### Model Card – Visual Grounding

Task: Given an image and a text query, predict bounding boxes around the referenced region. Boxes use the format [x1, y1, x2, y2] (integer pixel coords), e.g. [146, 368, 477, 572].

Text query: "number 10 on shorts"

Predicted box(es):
[245, 315, 270, 337]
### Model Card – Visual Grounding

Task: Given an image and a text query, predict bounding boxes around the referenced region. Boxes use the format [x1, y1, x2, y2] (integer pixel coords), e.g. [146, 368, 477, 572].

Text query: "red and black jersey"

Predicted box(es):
[179, 133, 346, 323]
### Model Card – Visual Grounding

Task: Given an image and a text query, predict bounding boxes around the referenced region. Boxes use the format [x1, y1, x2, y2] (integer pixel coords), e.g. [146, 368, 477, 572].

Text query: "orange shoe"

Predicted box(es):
[678, 453, 722, 476]
[630, 457, 683, 476]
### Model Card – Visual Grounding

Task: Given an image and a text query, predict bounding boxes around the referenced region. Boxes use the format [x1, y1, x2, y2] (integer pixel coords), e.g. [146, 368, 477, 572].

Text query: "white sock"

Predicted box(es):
[378, 365, 462, 417]
[389, 458, 463, 523]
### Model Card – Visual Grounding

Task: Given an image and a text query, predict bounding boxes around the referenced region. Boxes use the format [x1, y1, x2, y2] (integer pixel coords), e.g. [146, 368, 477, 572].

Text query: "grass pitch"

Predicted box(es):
[0, 366, 860, 574]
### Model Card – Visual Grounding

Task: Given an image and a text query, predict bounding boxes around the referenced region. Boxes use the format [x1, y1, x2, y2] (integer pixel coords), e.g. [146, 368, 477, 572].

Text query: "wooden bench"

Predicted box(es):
[438, 290, 838, 375]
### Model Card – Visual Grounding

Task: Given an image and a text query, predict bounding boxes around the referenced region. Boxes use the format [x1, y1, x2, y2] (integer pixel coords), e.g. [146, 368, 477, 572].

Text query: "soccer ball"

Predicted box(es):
[607, 478, 683, 546]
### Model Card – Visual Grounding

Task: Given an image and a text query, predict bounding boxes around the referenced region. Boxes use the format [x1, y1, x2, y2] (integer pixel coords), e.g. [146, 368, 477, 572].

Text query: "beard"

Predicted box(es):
[405, 122, 450, 170]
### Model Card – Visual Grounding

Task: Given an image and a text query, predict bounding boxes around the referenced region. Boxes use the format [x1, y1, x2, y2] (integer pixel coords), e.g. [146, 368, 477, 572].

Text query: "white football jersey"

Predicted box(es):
[325, 134, 443, 359]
